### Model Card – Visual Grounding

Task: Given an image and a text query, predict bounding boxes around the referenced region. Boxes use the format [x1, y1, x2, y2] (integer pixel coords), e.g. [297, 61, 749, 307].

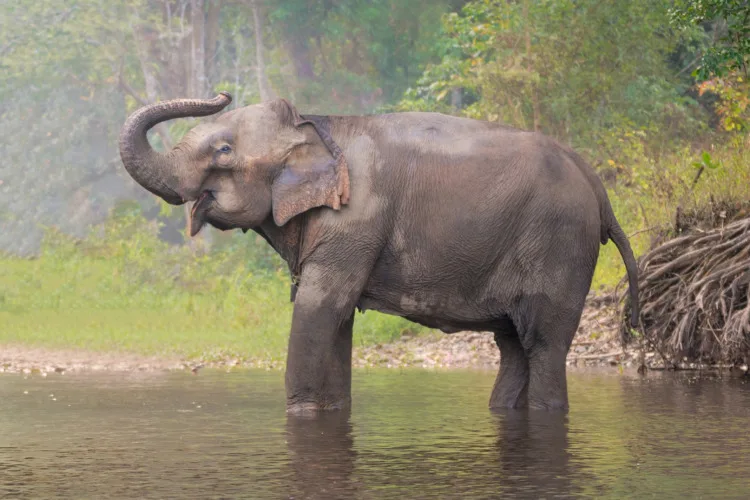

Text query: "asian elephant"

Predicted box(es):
[119, 92, 639, 413]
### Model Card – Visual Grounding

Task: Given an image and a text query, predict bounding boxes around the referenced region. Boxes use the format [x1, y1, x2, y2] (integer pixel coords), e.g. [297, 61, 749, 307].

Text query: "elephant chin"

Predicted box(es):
[189, 191, 213, 237]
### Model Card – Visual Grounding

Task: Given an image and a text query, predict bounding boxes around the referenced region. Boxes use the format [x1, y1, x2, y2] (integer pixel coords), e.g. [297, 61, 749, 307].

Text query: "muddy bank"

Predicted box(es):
[1, 294, 729, 375]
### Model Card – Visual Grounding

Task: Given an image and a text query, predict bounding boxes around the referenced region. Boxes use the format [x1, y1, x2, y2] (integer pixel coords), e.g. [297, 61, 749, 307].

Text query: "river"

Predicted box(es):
[1, 369, 749, 498]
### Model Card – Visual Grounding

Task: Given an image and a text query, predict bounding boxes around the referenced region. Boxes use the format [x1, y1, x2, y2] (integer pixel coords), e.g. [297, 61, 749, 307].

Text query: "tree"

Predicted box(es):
[251, 0, 275, 102]
[670, 0, 750, 132]
[670, 0, 750, 80]
[397, 0, 702, 153]
[0, 0, 456, 254]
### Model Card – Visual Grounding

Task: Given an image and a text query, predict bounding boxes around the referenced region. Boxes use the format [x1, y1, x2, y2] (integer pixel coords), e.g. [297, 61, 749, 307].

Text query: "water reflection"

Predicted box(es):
[0, 370, 748, 498]
[493, 410, 579, 497]
[285, 411, 359, 499]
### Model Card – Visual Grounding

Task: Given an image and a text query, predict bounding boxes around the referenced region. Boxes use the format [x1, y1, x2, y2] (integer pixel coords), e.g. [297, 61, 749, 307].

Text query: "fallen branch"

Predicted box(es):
[622, 212, 750, 366]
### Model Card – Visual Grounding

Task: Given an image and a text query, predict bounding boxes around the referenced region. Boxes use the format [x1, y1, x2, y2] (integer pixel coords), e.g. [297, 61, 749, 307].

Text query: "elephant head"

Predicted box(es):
[118, 92, 350, 235]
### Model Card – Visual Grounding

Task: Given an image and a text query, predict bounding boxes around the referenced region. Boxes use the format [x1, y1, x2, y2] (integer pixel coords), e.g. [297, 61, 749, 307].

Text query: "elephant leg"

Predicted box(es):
[524, 312, 580, 411]
[285, 305, 355, 414]
[284, 253, 376, 414]
[501, 285, 587, 412]
[526, 342, 572, 410]
[489, 332, 529, 409]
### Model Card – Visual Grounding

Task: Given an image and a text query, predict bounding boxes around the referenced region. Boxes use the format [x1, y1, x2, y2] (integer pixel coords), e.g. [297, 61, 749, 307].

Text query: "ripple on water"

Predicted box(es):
[0, 370, 749, 498]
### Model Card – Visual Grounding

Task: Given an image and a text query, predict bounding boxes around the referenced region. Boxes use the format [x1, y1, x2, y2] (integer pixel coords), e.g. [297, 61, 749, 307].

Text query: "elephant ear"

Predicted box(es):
[270, 99, 350, 226]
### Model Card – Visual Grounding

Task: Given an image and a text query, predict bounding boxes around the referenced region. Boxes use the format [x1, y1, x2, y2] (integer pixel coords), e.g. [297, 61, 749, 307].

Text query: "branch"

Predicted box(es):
[675, 52, 702, 78]
[568, 350, 623, 361]
[628, 226, 663, 239]
[117, 70, 148, 107]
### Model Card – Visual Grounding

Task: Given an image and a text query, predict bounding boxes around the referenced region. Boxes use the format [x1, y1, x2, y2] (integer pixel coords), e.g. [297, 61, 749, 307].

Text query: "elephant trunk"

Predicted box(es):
[118, 92, 233, 205]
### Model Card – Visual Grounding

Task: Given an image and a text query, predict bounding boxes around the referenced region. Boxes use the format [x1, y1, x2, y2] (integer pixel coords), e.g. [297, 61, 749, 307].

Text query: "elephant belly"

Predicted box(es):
[357, 285, 513, 334]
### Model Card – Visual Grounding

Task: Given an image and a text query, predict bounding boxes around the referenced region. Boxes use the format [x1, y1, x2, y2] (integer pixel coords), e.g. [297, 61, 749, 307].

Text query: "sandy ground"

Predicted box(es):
[0, 294, 644, 375]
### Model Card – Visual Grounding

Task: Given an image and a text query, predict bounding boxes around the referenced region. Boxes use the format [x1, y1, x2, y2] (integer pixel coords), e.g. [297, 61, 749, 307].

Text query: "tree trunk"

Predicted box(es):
[190, 0, 207, 97]
[205, 1, 221, 78]
[131, 25, 173, 150]
[289, 38, 314, 81]
[451, 88, 463, 111]
[523, 0, 540, 132]
[251, 0, 275, 102]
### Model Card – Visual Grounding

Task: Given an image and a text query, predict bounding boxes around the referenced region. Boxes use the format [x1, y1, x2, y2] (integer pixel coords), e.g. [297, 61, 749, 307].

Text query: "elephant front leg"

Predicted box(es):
[284, 282, 358, 414]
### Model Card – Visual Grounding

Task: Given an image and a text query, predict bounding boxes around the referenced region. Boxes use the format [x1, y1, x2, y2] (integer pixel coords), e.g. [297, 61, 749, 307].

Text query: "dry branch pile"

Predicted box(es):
[624, 215, 750, 366]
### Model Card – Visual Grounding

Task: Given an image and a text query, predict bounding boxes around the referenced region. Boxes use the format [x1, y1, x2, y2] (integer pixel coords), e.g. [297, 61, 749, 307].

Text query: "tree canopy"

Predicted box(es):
[0, 0, 455, 253]
[0, 0, 746, 254]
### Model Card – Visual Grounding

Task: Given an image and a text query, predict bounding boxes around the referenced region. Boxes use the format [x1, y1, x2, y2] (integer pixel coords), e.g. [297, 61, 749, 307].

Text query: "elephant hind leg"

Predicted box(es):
[489, 331, 529, 410]
[526, 339, 573, 410]
[517, 299, 583, 411]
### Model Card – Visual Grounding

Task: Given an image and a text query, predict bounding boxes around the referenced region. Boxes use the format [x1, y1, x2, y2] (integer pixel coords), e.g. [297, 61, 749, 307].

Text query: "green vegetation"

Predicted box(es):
[0, 0, 748, 361]
[0, 205, 425, 360]
[593, 140, 750, 289]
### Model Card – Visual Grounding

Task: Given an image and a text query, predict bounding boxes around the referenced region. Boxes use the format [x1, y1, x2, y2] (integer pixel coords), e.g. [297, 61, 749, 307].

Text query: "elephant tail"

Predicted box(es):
[606, 216, 640, 328]
[558, 142, 640, 327]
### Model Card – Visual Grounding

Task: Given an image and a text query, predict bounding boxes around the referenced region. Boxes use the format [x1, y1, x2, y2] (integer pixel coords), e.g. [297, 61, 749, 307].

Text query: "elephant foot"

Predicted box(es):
[527, 397, 569, 412]
[489, 399, 527, 411]
[286, 399, 350, 415]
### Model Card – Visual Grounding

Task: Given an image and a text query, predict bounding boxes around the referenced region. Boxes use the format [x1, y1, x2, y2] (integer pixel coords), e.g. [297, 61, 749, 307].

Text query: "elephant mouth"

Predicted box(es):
[189, 190, 214, 237]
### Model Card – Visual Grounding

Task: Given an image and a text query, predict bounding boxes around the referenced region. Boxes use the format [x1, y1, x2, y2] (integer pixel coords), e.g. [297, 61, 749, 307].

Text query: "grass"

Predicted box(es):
[1, 141, 748, 363]
[0, 212, 422, 362]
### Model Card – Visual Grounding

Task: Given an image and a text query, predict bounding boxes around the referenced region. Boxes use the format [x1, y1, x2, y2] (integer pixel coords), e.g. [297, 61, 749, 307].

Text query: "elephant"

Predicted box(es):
[119, 92, 639, 413]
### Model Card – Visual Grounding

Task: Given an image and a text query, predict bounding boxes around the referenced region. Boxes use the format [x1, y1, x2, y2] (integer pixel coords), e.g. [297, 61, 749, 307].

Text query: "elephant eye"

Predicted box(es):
[219, 145, 232, 154]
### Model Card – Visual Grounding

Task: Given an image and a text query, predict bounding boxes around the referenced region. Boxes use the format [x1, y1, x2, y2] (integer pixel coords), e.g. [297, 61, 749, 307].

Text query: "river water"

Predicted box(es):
[1, 369, 749, 499]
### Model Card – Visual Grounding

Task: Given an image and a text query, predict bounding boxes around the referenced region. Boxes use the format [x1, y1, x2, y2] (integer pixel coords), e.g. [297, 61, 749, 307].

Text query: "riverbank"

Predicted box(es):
[1, 294, 656, 375]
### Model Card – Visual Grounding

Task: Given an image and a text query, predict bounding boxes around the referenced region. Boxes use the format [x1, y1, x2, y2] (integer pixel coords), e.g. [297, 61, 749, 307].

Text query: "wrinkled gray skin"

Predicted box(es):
[119, 93, 639, 413]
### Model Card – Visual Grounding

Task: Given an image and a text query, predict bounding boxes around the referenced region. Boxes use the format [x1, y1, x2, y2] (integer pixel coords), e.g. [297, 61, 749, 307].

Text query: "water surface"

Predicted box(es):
[1, 369, 749, 498]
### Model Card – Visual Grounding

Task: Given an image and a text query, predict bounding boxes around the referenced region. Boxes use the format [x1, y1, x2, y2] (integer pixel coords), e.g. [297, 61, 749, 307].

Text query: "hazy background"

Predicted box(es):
[1, 0, 464, 254]
[1, 0, 746, 256]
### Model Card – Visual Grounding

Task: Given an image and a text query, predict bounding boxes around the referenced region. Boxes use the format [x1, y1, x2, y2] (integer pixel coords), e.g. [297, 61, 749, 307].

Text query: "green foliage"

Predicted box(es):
[698, 73, 750, 131]
[397, 0, 706, 153]
[670, 0, 750, 79]
[693, 150, 722, 171]
[263, 0, 454, 112]
[0, 207, 427, 359]
[669, 1, 750, 133]
[592, 141, 750, 290]
[0, 0, 456, 254]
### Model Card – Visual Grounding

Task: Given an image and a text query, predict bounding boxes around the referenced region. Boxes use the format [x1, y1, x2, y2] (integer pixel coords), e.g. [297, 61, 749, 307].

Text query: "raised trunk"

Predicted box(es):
[118, 93, 232, 205]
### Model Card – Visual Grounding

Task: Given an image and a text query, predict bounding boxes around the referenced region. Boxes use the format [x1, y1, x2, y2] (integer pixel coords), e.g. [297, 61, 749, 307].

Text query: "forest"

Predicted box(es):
[1, 0, 748, 365]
